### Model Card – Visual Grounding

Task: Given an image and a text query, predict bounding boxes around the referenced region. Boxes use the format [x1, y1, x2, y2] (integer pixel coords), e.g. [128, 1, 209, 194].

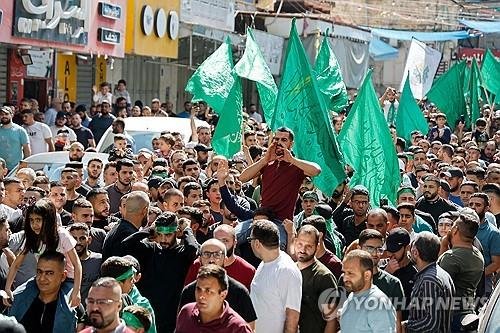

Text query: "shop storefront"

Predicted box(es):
[0, 0, 126, 107]
[122, 0, 180, 105]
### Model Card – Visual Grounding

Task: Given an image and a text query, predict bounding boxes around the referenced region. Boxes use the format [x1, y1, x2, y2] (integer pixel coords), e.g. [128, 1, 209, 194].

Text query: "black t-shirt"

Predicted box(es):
[73, 126, 94, 149]
[385, 263, 418, 320]
[179, 276, 257, 323]
[60, 209, 72, 226]
[63, 194, 84, 214]
[340, 215, 367, 246]
[20, 297, 57, 333]
[415, 197, 457, 228]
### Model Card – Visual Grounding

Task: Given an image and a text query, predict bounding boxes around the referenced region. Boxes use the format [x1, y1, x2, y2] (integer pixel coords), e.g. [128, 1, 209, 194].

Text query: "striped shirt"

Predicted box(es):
[406, 262, 455, 333]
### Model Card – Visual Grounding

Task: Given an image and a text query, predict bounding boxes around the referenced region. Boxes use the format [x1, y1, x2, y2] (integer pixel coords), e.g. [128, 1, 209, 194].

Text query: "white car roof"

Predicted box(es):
[96, 116, 209, 153]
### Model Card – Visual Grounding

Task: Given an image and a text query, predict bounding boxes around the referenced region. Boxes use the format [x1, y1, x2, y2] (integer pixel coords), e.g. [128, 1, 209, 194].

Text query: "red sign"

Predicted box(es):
[457, 47, 500, 65]
[0, 0, 126, 58]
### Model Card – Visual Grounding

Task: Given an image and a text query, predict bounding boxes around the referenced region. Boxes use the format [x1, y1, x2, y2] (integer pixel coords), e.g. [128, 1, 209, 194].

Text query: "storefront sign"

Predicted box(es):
[13, 0, 90, 45]
[27, 50, 53, 78]
[180, 0, 235, 32]
[56, 53, 77, 102]
[126, 0, 180, 58]
[95, 56, 107, 87]
[458, 47, 500, 65]
[98, 2, 122, 20]
[98, 28, 121, 44]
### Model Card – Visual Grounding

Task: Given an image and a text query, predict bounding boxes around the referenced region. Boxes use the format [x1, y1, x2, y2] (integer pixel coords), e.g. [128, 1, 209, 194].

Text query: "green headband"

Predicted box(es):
[122, 311, 143, 329]
[156, 225, 177, 234]
[115, 267, 136, 282]
[397, 187, 415, 198]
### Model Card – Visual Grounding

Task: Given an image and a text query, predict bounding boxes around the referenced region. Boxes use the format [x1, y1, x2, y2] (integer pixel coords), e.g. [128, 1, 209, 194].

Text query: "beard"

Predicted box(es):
[297, 252, 315, 263]
[344, 277, 365, 293]
[0, 118, 11, 125]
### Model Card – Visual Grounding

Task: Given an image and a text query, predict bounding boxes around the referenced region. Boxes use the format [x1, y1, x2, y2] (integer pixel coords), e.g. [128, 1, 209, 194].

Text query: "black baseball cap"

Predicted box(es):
[147, 177, 163, 189]
[385, 228, 411, 253]
[448, 167, 464, 178]
[194, 144, 213, 152]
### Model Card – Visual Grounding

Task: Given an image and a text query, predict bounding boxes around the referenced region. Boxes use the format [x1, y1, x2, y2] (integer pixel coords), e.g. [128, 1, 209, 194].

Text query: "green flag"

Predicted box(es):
[426, 61, 466, 130]
[338, 69, 400, 207]
[272, 19, 345, 195]
[185, 37, 242, 157]
[481, 49, 500, 97]
[314, 34, 348, 113]
[234, 28, 278, 126]
[469, 58, 481, 125]
[396, 75, 429, 144]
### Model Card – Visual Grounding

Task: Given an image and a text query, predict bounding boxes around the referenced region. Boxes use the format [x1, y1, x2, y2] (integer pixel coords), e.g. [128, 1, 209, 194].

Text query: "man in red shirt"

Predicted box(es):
[240, 127, 321, 221]
[184, 224, 255, 289]
[176, 265, 252, 333]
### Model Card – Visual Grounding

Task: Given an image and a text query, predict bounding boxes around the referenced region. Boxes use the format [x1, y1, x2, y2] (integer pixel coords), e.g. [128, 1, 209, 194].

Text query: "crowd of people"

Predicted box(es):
[0, 79, 498, 333]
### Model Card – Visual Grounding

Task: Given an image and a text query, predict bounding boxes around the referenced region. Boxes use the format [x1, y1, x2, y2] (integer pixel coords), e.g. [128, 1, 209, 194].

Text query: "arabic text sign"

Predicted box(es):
[180, 0, 235, 32]
[13, 0, 90, 45]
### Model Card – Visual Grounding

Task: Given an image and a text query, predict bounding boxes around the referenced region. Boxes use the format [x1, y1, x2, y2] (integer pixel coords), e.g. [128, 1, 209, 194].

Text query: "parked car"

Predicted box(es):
[461, 282, 500, 333]
[96, 117, 209, 153]
[9, 151, 109, 180]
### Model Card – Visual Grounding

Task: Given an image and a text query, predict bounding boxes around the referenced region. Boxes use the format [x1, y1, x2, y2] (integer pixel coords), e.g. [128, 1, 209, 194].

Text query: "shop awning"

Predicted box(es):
[459, 19, 500, 34]
[369, 38, 399, 61]
[371, 28, 470, 41]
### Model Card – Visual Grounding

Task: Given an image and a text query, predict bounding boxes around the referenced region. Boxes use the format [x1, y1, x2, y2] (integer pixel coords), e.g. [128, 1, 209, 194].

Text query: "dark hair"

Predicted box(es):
[440, 144, 454, 156]
[343, 249, 374, 274]
[33, 175, 49, 187]
[177, 206, 203, 226]
[123, 305, 151, 331]
[181, 159, 199, 171]
[470, 192, 490, 206]
[68, 222, 90, 234]
[104, 161, 117, 173]
[358, 229, 383, 246]
[73, 198, 93, 210]
[87, 158, 103, 167]
[159, 134, 175, 146]
[251, 220, 279, 249]
[86, 188, 108, 202]
[396, 138, 406, 152]
[163, 188, 183, 203]
[253, 207, 276, 220]
[397, 203, 416, 215]
[49, 181, 64, 189]
[302, 215, 327, 237]
[183, 182, 202, 197]
[26, 186, 46, 197]
[114, 134, 126, 142]
[177, 175, 196, 186]
[413, 231, 441, 263]
[39, 250, 66, 270]
[276, 127, 294, 141]
[351, 186, 369, 198]
[455, 214, 479, 241]
[244, 130, 256, 140]
[116, 159, 134, 172]
[118, 79, 127, 86]
[101, 256, 134, 279]
[203, 178, 218, 195]
[154, 211, 178, 228]
[423, 174, 441, 186]
[381, 205, 400, 221]
[3, 177, 22, 187]
[196, 264, 229, 291]
[23, 199, 59, 254]
[460, 181, 479, 192]
[466, 167, 486, 179]
[297, 224, 320, 244]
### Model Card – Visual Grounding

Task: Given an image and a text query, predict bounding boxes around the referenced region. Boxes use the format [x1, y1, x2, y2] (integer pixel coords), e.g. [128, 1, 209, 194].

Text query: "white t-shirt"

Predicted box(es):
[382, 100, 399, 122]
[23, 121, 52, 154]
[250, 251, 302, 333]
